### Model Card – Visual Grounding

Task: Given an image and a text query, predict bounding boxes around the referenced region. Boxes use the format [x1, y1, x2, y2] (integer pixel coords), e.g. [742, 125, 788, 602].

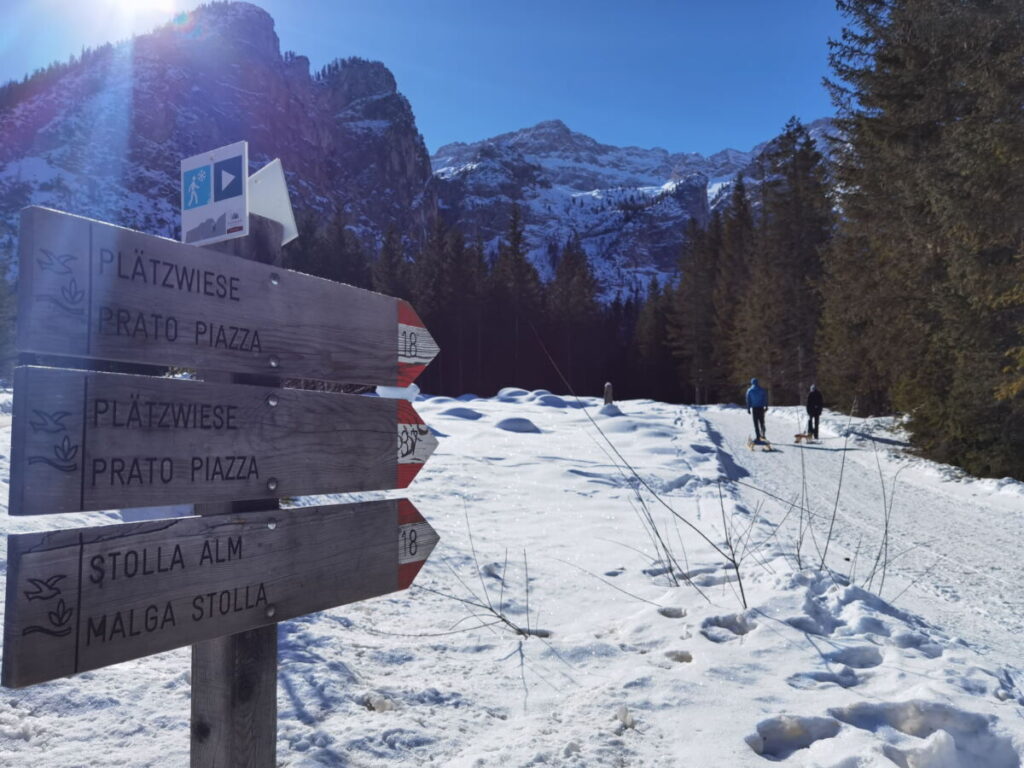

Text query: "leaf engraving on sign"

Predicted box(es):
[28, 434, 79, 473]
[21, 574, 74, 638]
[36, 282, 86, 316]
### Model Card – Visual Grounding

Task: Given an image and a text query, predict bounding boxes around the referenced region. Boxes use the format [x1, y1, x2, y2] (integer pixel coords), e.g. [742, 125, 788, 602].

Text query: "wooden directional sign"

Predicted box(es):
[2, 499, 438, 688]
[10, 366, 438, 515]
[16, 206, 438, 386]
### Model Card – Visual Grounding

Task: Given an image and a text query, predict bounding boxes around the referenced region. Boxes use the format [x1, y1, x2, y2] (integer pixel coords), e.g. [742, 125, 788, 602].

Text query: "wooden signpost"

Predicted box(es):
[2, 498, 437, 688]
[16, 206, 438, 387]
[10, 366, 437, 515]
[3, 203, 443, 767]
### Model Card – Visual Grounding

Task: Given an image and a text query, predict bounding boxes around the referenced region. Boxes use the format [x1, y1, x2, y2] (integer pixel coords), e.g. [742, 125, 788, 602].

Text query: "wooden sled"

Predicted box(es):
[747, 436, 774, 452]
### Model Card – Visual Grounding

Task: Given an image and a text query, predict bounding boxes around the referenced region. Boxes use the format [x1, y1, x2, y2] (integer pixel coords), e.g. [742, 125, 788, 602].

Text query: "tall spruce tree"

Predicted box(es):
[546, 235, 599, 391]
[372, 228, 409, 299]
[445, 229, 487, 394]
[634, 277, 678, 402]
[667, 216, 720, 403]
[488, 204, 544, 388]
[757, 117, 832, 402]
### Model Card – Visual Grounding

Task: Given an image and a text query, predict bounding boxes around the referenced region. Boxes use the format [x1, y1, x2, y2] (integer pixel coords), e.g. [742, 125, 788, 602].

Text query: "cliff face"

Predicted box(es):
[0, 2, 434, 249]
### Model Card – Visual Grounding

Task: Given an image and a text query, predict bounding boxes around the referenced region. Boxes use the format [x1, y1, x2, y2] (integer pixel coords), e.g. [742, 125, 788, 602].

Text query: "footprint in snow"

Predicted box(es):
[745, 715, 841, 760]
[657, 606, 686, 619]
[786, 666, 860, 690]
[828, 700, 1020, 768]
[700, 613, 757, 642]
[826, 644, 884, 669]
[664, 650, 693, 663]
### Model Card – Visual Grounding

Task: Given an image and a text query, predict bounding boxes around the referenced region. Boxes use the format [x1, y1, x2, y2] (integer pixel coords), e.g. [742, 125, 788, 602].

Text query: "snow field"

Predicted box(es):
[0, 388, 1021, 766]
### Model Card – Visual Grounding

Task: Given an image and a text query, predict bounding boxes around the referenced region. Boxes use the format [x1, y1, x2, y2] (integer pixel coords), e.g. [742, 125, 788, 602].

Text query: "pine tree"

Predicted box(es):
[409, 216, 452, 392]
[546, 235, 598, 391]
[372, 228, 409, 299]
[487, 205, 544, 388]
[633, 277, 677, 402]
[756, 117, 832, 401]
[667, 217, 719, 403]
[713, 181, 754, 398]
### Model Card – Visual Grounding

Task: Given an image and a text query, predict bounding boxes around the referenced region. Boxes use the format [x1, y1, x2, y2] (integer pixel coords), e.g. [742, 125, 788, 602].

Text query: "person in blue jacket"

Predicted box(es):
[746, 378, 769, 440]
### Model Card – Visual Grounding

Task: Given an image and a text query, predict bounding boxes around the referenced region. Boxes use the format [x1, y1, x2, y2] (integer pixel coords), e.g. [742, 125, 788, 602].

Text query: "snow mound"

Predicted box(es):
[599, 403, 623, 417]
[495, 417, 542, 433]
[496, 387, 529, 400]
[439, 407, 484, 421]
[533, 394, 568, 408]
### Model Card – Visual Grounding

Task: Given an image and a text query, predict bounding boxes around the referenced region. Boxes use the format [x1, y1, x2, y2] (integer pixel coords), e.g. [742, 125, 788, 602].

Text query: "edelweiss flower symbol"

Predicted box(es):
[197, 168, 207, 182]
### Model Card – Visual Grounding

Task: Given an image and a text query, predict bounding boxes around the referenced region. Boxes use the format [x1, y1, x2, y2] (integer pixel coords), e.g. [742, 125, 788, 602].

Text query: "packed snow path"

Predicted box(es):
[0, 390, 1021, 766]
[702, 404, 1024, 662]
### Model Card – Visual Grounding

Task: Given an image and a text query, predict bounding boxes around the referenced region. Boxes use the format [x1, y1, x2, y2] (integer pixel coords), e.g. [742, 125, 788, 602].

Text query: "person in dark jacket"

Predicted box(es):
[745, 378, 769, 440]
[806, 384, 823, 439]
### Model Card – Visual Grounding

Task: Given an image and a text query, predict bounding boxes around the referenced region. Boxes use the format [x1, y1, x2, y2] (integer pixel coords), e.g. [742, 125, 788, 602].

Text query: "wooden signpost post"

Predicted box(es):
[3, 205, 443, 767]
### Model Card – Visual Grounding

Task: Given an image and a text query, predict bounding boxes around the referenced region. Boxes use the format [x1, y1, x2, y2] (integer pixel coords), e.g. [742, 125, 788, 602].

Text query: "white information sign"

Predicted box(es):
[180, 140, 249, 246]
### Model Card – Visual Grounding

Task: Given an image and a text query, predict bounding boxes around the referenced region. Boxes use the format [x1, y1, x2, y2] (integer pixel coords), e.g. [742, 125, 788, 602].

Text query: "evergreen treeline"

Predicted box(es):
[665, 118, 833, 407]
[283, 204, 683, 402]
[818, 0, 1024, 477]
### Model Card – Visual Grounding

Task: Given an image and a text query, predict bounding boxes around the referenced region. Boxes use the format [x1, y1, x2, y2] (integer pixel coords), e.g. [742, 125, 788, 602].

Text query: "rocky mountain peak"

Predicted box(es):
[0, 1, 433, 251]
[500, 119, 602, 158]
[319, 58, 398, 108]
[150, 2, 281, 61]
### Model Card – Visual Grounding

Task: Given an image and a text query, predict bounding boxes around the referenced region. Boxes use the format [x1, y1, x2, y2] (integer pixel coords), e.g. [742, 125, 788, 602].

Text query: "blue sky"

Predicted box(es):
[1, 0, 845, 156]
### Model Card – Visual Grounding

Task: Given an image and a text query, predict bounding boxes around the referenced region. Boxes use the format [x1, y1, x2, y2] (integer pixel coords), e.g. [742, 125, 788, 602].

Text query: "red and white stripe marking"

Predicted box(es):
[398, 499, 439, 589]
[396, 400, 438, 487]
[397, 300, 439, 387]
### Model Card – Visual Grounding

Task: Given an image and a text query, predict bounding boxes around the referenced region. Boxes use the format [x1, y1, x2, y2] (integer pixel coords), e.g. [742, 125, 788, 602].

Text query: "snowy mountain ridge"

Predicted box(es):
[431, 117, 832, 298]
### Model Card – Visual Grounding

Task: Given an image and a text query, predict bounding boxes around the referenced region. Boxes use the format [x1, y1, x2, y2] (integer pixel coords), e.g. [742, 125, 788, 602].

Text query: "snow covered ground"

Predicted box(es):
[1, 387, 1023, 766]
